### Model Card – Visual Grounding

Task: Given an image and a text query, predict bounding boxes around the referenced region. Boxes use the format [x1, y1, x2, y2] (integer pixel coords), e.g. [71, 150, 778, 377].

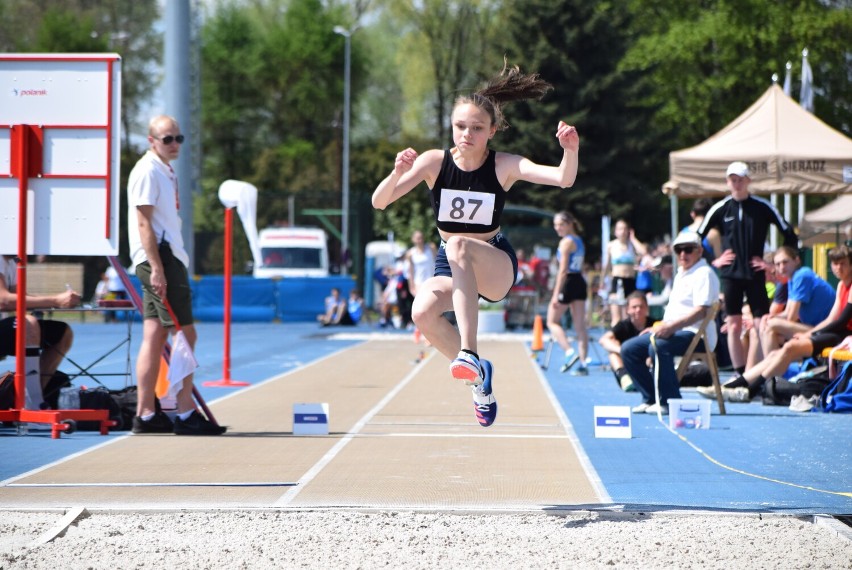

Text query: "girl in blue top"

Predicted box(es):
[548, 212, 590, 375]
[372, 63, 580, 427]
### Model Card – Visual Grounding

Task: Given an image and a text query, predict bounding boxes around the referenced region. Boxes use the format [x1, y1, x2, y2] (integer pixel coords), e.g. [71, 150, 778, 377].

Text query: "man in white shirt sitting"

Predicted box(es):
[621, 232, 720, 414]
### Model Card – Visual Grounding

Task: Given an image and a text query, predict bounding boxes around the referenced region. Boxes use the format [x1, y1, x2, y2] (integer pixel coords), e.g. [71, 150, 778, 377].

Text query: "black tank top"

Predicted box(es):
[429, 149, 506, 233]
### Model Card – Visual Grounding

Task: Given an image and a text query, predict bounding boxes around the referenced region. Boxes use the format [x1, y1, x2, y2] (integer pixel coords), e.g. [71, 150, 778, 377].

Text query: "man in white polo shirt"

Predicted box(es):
[620, 232, 720, 414]
[127, 115, 224, 435]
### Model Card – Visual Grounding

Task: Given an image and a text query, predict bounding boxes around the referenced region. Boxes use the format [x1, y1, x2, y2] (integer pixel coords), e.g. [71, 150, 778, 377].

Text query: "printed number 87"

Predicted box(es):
[450, 197, 483, 220]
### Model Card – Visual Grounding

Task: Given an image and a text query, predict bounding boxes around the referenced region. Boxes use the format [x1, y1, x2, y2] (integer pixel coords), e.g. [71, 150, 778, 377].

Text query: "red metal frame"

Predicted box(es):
[0, 55, 120, 438]
[0, 125, 114, 437]
[204, 207, 249, 388]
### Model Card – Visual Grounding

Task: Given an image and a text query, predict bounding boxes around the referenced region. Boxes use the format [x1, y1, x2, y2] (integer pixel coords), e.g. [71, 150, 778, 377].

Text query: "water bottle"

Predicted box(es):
[58, 386, 80, 410]
[616, 279, 625, 305]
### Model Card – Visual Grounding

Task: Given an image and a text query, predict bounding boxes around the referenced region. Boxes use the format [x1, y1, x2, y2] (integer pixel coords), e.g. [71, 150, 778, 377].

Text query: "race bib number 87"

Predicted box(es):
[437, 189, 495, 226]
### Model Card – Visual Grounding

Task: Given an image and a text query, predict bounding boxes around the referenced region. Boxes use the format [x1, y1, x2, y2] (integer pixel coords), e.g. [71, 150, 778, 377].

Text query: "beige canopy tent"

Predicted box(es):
[663, 84, 852, 198]
[661, 84, 852, 241]
[800, 194, 852, 245]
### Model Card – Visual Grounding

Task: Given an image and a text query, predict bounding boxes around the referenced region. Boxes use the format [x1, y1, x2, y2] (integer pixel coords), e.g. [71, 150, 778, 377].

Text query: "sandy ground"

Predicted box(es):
[1, 509, 851, 569]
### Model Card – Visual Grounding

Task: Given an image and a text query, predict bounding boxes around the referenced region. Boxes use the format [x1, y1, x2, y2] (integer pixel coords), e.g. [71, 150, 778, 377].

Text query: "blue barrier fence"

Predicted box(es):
[125, 275, 356, 323]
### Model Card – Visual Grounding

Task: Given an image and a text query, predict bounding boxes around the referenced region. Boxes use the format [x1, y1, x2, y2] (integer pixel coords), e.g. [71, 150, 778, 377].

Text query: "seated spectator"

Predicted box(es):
[317, 287, 347, 326]
[346, 289, 364, 325]
[682, 198, 721, 263]
[0, 255, 81, 408]
[646, 255, 673, 308]
[634, 251, 656, 295]
[703, 245, 852, 402]
[760, 246, 835, 354]
[621, 232, 720, 414]
[734, 252, 786, 369]
[599, 291, 654, 392]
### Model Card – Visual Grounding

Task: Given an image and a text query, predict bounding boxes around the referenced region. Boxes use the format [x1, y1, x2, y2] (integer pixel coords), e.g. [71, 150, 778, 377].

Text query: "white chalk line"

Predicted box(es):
[273, 350, 436, 507]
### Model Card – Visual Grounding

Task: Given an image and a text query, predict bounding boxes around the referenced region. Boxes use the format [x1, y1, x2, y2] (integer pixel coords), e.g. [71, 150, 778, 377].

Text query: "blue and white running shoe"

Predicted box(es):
[450, 351, 483, 386]
[560, 353, 580, 373]
[472, 359, 497, 427]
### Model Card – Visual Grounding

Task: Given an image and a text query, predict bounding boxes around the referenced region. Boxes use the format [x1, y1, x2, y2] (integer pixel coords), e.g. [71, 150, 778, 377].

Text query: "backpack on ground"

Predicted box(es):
[762, 365, 831, 406]
[819, 361, 852, 413]
[77, 387, 124, 430]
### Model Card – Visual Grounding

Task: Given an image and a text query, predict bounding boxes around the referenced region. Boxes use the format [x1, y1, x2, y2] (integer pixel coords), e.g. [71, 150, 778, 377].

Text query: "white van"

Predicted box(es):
[254, 227, 330, 278]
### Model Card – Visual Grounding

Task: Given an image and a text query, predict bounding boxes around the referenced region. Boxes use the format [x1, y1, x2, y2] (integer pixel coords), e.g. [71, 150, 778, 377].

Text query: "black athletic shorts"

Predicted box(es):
[609, 276, 636, 298]
[0, 317, 69, 355]
[722, 276, 770, 318]
[558, 273, 587, 304]
[434, 232, 518, 303]
[809, 330, 848, 357]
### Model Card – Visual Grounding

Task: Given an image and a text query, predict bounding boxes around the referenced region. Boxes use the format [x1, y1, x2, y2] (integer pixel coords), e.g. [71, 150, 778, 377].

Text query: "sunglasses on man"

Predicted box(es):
[674, 245, 697, 255]
[153, 134, 185, 145]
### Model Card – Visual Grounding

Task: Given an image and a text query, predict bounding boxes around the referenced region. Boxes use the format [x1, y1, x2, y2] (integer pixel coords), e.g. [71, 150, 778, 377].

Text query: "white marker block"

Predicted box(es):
[593, 406, 632, 439]
[293, 403, 329, 435]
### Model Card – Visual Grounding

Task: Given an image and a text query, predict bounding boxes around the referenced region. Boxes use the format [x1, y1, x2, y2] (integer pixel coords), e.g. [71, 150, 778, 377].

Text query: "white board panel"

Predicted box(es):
[0, 54, 121, 256]
[0, 60, 110, 125]
[0, 184, 35, 255]
[43, 129, 108, 176]
[0, 129, 10, 176]
[29, 179, 115, 255]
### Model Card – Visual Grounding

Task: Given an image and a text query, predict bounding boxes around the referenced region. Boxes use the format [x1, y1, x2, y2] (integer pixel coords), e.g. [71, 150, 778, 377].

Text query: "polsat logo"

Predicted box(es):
[12, 88, 48, 96]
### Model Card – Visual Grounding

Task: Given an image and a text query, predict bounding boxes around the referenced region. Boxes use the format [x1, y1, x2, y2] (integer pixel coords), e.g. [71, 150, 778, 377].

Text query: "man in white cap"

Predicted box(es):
[620, 232, 720, 414]
[697, 161, 797, 379]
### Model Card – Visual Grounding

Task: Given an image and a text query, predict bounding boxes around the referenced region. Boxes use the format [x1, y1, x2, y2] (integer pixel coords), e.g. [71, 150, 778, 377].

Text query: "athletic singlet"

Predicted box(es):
[610, 241, 635, 265]
[558, 235, 585, 274]
[429, 149, 506, 234]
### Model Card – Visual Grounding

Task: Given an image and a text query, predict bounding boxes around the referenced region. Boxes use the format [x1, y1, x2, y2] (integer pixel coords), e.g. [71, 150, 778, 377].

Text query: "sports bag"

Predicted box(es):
[819, 361, 852, 413]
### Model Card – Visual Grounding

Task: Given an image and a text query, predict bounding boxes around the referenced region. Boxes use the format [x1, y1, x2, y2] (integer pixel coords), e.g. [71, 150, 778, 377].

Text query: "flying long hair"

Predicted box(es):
[455, 59, 553, 131]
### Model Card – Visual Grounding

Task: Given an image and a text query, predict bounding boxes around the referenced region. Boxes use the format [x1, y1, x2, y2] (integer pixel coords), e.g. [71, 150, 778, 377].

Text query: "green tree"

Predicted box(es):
[621, 0, 852, 147]
[364, 1, 504, 245]
[499, 0, 667, 259]
[619, 0, 852, 229]
[197, 0, 354, 272]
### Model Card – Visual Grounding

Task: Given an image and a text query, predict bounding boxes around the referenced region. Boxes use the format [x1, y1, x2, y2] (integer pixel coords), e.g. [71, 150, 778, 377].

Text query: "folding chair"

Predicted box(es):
[676, 300, 726, 415]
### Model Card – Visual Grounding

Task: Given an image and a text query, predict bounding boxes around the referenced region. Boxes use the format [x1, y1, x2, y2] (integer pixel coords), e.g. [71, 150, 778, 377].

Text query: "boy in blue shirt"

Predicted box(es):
[761, 246, 834, 353]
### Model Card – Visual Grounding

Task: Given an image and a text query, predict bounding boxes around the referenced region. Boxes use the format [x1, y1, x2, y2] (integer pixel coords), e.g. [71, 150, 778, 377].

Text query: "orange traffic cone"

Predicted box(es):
[531, 314, 544, 352]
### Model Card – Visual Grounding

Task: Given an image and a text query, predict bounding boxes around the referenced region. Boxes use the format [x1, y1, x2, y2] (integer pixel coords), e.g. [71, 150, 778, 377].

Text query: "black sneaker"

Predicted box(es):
[131, 412, 174, 434]
[173, 410, 227, 436]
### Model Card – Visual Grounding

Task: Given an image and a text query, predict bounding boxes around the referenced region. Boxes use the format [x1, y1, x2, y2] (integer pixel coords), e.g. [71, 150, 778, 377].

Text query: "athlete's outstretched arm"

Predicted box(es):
[502, 121, 579, 189]
[372, 149, 443, 210]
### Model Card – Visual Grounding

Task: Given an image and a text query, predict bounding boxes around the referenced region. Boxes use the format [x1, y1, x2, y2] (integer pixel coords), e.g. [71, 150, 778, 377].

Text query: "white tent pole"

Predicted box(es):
[670, 195, 678, 243]
[798, 194, 806, 228]
[770, 194, 779, 250]
[784, 193, 792, 230]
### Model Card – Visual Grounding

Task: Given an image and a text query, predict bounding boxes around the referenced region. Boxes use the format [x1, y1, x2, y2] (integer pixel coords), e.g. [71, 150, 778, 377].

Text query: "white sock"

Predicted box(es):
[141, 412, 155, 421]
[24, 346, 43, 410]
[178, 409, 194, 421]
